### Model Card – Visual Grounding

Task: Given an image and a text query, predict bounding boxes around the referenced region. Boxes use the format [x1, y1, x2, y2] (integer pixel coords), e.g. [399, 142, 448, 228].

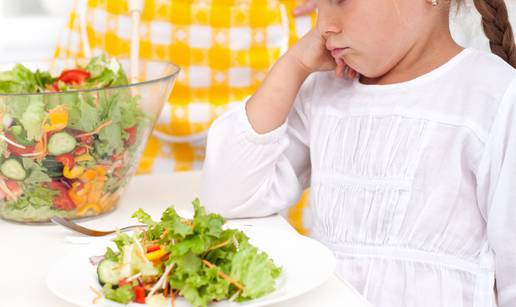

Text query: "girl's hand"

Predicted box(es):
[293, 0, 317, 17]
[287, 29, 357, 79]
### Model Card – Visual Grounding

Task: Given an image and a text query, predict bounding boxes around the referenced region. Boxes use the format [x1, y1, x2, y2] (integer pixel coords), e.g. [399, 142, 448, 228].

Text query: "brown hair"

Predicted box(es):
[468, 0, 516, 68]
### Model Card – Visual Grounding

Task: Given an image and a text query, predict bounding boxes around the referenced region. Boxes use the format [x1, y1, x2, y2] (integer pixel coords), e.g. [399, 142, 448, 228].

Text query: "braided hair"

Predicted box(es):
[470, 0, 516, 68]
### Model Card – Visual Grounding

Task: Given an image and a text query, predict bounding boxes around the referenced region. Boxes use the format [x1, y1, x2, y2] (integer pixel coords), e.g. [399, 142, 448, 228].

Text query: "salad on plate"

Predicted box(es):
[92, 199, 282, 307]
[0, 56, 150, 222]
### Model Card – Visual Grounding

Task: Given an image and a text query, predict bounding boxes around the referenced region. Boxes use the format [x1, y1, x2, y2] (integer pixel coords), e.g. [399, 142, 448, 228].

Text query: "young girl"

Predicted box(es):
[201, 0, 516, 306]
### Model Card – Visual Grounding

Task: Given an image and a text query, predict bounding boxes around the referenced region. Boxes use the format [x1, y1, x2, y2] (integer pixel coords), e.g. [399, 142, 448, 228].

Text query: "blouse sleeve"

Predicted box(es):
[200, 76, 316, 218]
[476, 77, 516, 307]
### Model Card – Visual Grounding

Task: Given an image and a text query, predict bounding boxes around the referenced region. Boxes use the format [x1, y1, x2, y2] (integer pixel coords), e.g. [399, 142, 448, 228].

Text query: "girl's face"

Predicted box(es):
[317, 0, 446, 79]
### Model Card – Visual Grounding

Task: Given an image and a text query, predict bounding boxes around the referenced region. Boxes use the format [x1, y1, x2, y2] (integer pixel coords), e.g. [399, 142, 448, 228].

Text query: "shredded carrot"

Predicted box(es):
[160, 229, 169, 239]
[90, 286, 103, 304]
[163, 280, 169, 297]
[76, 119, 113, 138]
[143, 230, 148, 245]
[202, 259, 244, 290]
[30, 131, 49, 160]
[171, 290, 175, 307]
[181, 219, 193, 227]
[207, 240, 231, 252]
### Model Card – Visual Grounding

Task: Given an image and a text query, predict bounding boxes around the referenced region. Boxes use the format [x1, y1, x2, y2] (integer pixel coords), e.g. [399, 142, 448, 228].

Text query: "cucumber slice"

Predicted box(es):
[1, 159, 26, 180]
[47, 132, 77, 156]
[97, 259, 122, 286]
[42, 157, 64, 178]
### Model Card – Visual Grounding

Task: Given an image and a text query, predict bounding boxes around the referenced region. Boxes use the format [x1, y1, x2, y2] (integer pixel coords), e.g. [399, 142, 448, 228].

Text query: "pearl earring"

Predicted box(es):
[431, 0, 438, 6]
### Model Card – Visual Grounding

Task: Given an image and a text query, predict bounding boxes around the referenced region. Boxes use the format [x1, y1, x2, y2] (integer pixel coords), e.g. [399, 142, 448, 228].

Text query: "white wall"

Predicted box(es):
[0, 0, 73, 62]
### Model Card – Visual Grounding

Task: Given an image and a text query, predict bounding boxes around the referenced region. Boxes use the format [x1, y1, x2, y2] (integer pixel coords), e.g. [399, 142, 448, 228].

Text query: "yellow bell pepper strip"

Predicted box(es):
[43, 106, 68, 132]
[146, 248, 168, 261]
[63, 165, 85, 179]
[98, 192, 120, 212]
[79, 169, 97, 181]
[95, 165, 107, 177]
[74, 154, 93, 162]
[76, 202, 102, 216]
[68, 187, 87, 207]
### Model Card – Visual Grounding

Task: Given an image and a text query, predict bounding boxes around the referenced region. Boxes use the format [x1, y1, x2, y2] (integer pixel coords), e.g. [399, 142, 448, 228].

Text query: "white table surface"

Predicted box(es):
[0, 172, 372, 307]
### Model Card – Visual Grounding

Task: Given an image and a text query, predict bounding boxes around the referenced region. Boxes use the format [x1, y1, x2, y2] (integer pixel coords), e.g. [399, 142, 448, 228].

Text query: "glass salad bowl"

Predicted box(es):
[0, 57, 179, 223]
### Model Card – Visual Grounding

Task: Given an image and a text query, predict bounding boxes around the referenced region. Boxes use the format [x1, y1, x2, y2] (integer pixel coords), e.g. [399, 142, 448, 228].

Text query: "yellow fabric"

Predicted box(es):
[55, 0, 314, 234]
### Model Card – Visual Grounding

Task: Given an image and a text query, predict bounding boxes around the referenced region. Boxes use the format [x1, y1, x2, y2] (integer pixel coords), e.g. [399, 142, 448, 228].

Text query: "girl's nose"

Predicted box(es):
[317, 8, 342, 39]
[318, 20, 341, 39]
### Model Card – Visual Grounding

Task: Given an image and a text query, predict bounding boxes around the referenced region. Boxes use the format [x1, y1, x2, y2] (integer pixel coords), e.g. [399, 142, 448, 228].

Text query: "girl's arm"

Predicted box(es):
[246, 29, 338, 134]
[200, 78, 313, 218]
[201, 29, 339, 217]
[476, 78, 516, 307]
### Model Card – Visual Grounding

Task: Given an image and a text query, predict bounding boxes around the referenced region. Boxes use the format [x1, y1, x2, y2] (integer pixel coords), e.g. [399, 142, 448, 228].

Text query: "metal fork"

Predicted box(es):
[50, 216, 147, 237]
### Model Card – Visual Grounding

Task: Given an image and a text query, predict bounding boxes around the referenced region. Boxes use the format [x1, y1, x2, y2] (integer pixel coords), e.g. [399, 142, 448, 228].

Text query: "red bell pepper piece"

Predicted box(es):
[76, 134, 94, 145]
[46, 181, 76, 211]
[146, 245, 161, 253]
[132, 285, 146, 304]
[55, 153, 75, 168]
[57, 69, 91, 85]
[4, 134, 35, 156]
[124, 126, 137, 146]
[73, 146, 87, 156]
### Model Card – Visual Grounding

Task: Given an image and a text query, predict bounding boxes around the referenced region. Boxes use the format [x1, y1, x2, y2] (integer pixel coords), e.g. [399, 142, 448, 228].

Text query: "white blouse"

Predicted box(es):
[200, 49, 516, 307]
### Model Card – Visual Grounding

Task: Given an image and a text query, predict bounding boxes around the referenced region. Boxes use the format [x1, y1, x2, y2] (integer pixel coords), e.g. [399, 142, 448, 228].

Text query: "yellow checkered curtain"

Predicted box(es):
[55, 0, 315, 172]
[55, 0, 314, 234]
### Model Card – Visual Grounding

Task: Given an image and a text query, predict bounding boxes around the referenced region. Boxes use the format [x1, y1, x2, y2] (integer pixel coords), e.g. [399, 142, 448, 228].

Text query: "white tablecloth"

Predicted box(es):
[0, 172, 372, 307]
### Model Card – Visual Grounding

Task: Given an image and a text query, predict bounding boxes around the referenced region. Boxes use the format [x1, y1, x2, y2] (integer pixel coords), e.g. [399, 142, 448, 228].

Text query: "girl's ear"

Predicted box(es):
[473, 0, 516, 68]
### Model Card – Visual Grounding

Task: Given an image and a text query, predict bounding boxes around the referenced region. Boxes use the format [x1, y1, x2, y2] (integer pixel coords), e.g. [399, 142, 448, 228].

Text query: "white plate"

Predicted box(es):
[47, 226, 336, 307]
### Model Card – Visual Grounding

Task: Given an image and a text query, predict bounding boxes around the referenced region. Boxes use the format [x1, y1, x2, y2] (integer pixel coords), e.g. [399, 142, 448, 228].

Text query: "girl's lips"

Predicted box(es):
[330, 47, 349, 58]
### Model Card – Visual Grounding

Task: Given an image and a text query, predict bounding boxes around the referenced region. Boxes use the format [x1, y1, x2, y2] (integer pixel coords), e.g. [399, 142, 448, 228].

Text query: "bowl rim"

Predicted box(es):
[0, 58, 181, 97]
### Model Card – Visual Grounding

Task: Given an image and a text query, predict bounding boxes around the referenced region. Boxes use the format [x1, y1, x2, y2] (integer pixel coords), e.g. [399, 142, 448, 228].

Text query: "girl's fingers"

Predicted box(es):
[293, 0, 317, 17]
[335, 59, 346, 78]
[347, 67, 357, 79]
[335, 58, 358, 80]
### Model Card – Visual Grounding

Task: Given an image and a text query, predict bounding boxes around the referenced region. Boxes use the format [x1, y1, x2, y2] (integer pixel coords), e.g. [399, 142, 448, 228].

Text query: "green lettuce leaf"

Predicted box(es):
[161, 206, 194, 240]
[95, 123, 123, 156]
[0, 139, 7, 157]
[22, 158, 51, 186]
[173, 265, 230, 307]
[85, 55, 129, 87]
[8, 185, 57, 209]
[192, 198, 225, 239]
[230, 241, 282, 300]
[66, 93, 100, 132]
[104, 247, 119, 262]
[0, 64, 53, 93]
[132, 208, 157, 226]
[5, 95, 46, 141]
[112, 233, 133, 252]
[20, 96, 45, 140]
[102, 284, 134, 304]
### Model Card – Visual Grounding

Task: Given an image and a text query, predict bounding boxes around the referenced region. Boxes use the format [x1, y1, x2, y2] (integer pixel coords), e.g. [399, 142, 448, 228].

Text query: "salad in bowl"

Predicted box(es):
[0, 56, 179, 223]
